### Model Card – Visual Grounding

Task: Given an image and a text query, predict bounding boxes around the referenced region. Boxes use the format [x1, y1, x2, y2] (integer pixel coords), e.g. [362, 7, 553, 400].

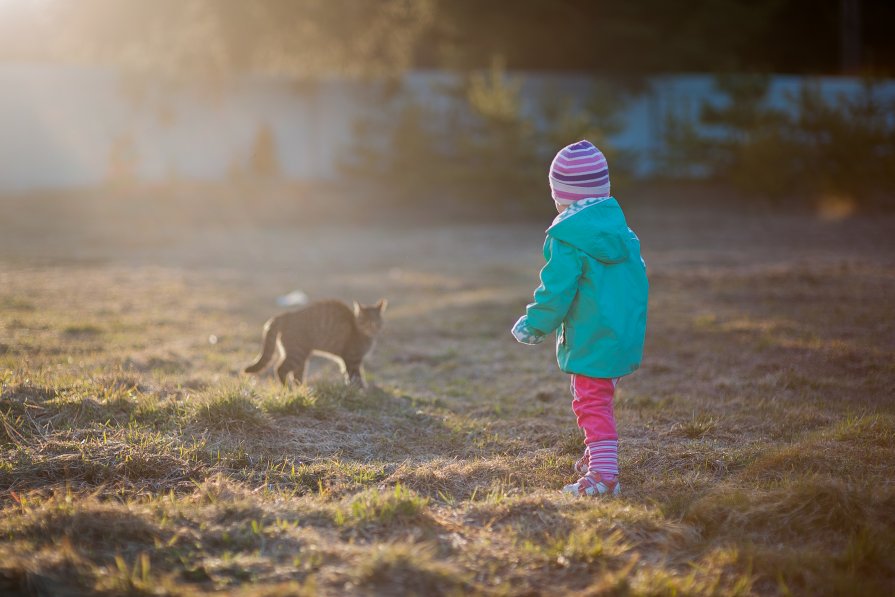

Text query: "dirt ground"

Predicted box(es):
[1, 185, 894, 595]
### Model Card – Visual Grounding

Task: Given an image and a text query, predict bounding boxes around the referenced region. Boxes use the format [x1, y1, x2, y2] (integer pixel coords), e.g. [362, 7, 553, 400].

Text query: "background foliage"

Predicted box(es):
[663, 75, 895, 206]
[2, 0, 895, 76]
[1, 0, 893, 207]
[341, 61, 635, 207]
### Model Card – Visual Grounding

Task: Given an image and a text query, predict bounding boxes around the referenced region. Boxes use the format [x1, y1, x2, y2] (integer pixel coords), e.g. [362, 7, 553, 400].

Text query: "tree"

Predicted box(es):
[12, 0, 435, 80]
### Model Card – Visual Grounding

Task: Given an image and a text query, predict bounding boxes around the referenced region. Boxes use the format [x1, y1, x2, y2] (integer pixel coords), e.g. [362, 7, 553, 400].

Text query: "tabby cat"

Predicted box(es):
[244, 299, 387, 387]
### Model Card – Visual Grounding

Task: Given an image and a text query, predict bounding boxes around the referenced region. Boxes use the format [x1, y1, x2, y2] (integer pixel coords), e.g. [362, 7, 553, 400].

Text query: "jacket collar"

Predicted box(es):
[549, 196, 614, 229]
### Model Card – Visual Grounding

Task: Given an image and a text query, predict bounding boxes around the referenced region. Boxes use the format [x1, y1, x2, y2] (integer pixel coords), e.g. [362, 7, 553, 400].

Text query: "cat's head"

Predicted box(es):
[353, 299, 387, 336]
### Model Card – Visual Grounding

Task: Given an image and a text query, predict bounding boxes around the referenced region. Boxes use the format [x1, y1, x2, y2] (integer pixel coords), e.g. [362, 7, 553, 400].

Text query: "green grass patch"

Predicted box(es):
[335, 483, 431, 529]
[192, 383, 270, 433]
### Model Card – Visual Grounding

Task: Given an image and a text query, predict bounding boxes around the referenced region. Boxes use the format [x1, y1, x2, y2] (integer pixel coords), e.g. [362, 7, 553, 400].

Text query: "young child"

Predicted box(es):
[512, 140, 648, 497]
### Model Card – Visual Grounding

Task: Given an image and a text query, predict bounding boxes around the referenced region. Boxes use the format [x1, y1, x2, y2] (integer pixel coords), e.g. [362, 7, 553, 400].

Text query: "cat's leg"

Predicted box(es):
[277, 351, 308, 386]
[273, 351, 290, 385]
[291, 355, 309, 385]
[276, 360, 293, 385]
[343, 359, 366, 389]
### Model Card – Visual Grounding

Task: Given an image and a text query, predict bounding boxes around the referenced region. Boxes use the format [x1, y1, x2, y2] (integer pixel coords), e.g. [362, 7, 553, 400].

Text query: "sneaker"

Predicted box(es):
[562, 472, 621, 497]
[573, 451, 589, 476]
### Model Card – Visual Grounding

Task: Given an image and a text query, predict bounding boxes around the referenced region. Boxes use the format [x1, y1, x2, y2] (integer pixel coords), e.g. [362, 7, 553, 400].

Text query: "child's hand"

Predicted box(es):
[512, 316, 546, 345]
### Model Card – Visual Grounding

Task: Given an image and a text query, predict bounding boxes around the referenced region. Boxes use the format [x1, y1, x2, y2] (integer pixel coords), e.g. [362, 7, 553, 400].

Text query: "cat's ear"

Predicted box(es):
[353, 301, 361, 315]
[376, 299, 388, 313]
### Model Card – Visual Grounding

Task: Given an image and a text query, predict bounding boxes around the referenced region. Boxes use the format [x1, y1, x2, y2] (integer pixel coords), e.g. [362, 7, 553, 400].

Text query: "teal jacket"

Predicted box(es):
[512, 197, 648, 378]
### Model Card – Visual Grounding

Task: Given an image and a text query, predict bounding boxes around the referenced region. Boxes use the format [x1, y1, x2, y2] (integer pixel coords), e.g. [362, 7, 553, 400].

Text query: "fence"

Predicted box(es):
[0, 65, 892, 192]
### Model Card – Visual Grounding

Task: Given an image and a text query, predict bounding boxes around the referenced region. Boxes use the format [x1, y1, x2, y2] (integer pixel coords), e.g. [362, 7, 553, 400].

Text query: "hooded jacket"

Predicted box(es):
[512, 197, 648, 378]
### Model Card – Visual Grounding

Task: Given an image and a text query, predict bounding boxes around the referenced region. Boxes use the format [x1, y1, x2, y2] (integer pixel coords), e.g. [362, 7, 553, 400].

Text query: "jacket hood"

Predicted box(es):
[546, 197, 630, 264]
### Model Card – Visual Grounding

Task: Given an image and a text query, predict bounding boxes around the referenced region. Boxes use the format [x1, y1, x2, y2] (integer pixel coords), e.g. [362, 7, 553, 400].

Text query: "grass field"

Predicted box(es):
[1, 187, 894, 595]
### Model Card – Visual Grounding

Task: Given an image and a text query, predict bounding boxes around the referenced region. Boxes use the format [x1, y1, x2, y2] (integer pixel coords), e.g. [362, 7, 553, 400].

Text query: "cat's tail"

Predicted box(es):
[244, 317, 279, 374]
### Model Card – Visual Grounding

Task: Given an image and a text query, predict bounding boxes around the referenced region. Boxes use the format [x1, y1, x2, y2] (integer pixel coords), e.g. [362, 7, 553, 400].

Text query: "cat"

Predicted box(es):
[244, 299, 387, 387]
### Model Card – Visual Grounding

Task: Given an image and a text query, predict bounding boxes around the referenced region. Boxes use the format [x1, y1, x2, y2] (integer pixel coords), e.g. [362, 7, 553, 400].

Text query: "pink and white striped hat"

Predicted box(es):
[548, 140, 610, 205]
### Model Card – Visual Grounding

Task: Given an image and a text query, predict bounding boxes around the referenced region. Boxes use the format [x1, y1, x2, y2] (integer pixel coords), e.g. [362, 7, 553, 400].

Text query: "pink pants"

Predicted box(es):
[570, 375, 618, 443]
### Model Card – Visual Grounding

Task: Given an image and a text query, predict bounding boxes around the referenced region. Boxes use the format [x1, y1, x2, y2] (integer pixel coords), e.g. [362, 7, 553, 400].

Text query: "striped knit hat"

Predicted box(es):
[548, 140, 610, 205]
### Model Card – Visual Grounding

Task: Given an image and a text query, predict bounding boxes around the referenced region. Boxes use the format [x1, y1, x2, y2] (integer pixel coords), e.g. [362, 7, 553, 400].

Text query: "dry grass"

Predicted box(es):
[1, 187, 894, 595]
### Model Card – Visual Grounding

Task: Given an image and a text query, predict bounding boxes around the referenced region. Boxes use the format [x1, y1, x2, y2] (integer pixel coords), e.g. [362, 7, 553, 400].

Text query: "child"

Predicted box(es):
[512, 140, 648, 497]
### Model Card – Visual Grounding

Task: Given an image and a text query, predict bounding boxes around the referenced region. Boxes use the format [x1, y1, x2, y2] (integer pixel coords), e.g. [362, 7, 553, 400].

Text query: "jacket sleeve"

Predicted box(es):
[519, 236, 583, 337]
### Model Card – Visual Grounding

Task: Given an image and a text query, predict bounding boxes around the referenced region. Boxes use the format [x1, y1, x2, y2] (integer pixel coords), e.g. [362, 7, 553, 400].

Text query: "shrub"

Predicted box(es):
[342, 59, 631, 209]
[664, 74, 895, 207]
[540, 82, 638, 187]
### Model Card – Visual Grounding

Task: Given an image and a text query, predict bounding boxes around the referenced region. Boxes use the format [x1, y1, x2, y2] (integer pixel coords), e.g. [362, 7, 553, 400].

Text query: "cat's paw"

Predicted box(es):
[346, 376, 368, 390]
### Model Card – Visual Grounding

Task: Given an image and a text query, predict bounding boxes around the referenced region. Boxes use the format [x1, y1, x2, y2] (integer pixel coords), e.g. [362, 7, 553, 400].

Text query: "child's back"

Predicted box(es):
[532, 196, 648, 378]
